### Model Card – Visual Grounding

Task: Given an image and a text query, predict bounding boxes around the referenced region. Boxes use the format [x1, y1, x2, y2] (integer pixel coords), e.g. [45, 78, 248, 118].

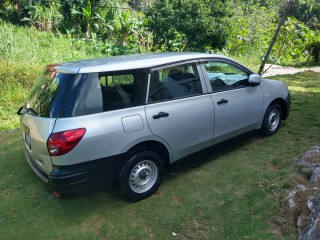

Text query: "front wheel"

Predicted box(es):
[116, 151, 164, 202]
[260, 103, 282, 136]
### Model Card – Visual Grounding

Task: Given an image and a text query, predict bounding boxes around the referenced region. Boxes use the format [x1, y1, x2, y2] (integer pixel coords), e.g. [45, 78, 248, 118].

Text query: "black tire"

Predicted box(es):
[116, 150, 164, 202]
[260, 103, 282, 136]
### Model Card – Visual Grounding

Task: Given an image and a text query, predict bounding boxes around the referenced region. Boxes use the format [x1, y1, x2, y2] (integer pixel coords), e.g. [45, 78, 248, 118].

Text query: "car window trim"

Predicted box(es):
[199, 58, 254, 93]
[145, 93, 209, 105]
[146, 61, 207, 104]
[199, 58, 254, 75]
[149, 59, 199, 72]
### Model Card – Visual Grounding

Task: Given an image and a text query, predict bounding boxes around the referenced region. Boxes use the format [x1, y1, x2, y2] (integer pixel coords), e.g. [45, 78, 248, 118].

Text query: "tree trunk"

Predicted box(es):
[306, 46, 314, 65]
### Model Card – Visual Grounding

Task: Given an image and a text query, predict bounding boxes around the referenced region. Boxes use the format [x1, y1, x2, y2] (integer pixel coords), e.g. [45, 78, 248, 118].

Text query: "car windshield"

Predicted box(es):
[26, 71, 76, 118]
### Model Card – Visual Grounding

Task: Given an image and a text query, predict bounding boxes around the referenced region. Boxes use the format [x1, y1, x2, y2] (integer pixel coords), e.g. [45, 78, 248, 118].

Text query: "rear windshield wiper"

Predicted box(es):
[17, 106, 38, 116]
[17, 106, 23, 115]
[27, 107, 38, 116]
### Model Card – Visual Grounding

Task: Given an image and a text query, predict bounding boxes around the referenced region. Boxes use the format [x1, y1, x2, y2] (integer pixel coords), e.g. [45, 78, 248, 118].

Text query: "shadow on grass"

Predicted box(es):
[164, 131, 260, 181]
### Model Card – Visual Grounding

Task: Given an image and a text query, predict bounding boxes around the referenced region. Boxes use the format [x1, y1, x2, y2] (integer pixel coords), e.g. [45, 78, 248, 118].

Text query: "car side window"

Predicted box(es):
[72, 69, 148, 116]
[148, 63, 203, 103]
[203, 61, 250, 92]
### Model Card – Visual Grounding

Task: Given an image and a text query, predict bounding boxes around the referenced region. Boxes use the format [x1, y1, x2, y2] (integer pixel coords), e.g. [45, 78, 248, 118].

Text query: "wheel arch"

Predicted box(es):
[269, 98, 288, 120]
[124, 140, 171, 167]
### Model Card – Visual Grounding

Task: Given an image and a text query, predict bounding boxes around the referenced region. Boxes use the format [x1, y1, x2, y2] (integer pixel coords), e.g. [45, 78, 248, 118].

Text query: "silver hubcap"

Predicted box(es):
[268, 109, 280, 131]
[129, 160, 158, 193]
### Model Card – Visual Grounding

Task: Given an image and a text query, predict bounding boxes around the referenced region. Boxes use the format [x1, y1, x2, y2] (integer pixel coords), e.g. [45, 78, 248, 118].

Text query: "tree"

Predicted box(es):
[144, 0, 231, 52]
[288, 0, 320, 30]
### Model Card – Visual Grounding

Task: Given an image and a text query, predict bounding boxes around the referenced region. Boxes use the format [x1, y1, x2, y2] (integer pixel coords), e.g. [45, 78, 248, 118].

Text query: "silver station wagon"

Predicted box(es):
[18, 52, 291, 201]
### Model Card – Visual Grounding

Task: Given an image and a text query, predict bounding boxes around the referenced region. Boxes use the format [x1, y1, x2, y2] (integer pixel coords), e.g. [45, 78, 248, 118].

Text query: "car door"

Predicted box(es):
[200, 59, 264, 144]
[145, 62, 215, 162]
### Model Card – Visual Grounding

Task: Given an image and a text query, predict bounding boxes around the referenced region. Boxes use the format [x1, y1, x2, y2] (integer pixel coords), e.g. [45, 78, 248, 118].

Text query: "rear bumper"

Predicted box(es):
[25, 148, 123, 197]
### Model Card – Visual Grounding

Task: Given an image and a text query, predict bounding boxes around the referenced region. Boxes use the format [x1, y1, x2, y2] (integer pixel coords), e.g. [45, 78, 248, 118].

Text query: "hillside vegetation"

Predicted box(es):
[0, 23, 105, 130]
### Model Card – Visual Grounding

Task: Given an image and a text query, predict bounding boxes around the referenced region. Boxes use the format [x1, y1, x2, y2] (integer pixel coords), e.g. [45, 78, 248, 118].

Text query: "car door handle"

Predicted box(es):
[153, 112, 169, 119]
[217, 99, 228, 105]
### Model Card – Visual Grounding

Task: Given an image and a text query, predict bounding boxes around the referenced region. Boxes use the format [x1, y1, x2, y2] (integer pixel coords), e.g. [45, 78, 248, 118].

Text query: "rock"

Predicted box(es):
[301, 212, 320, 240]
[293, 146, 320, 240]
[297, 147, 320, 168]
[288, 190, 297, 209]
[310, 165, 320, 183]
[298, 185, 307, 191]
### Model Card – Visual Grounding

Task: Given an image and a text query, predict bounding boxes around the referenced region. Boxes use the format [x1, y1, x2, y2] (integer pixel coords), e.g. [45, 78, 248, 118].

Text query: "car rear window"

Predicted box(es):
[60, 69, 148, 117]
[26, 71, 76, 118]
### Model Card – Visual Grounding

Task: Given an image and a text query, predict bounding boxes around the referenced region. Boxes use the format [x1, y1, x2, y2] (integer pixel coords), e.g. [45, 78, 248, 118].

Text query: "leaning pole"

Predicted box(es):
[258, 0, 293, 75]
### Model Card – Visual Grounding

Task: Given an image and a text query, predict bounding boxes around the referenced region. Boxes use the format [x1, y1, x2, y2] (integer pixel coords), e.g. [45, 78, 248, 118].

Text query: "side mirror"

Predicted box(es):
[248, 74, 262, 86]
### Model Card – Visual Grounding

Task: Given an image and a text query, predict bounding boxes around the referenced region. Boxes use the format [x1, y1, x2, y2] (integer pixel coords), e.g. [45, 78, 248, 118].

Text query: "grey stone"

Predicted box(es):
[298, 185, 307, 191]
[310, 165, 320, 183]
[288, 190, 297, 209]
[294, 146, 320, 240]
[301, 212, 320, 240]
[297, 146, 320, 167]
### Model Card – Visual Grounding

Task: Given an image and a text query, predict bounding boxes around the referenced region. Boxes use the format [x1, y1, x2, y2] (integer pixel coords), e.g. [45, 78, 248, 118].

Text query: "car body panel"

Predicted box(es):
[210, 86, 264, 143]
[20, 111, 55, 175]
[145, 95, 215, 162]
[52, 106, 159, 165]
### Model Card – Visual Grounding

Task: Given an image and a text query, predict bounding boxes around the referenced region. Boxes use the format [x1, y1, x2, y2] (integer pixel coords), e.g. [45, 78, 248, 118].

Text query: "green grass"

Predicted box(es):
[0, 22, 105, 64]
[1, 71, 319, 239]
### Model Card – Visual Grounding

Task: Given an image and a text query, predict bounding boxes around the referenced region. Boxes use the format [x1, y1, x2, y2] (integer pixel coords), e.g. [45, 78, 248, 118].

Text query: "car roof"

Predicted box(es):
[54, 52, 239, 74]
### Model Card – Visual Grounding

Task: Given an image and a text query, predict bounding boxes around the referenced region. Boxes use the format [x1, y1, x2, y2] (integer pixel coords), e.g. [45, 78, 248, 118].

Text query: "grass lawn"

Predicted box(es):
[0, 71, 319, 239]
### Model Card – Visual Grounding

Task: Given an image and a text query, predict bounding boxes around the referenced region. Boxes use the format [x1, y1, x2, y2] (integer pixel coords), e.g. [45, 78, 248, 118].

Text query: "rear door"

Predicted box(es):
[200, 60, 263, 143]
[19, 71, 75, 176]
[145, 62, 215, 161]
[20, 112, 56, 177]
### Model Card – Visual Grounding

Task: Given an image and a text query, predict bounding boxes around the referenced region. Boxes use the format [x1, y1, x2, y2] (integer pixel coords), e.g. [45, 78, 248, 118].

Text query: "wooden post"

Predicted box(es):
[258, 0, 293, 75]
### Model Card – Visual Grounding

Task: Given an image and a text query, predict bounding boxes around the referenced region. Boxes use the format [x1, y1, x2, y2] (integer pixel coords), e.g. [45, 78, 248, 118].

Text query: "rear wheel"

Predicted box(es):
[260, 103, 282, 136]
[116, 150, 164, 202]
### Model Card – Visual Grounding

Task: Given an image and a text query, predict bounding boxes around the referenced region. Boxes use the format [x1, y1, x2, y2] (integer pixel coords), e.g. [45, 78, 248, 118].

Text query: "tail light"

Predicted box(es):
[47, 128, 86, 156]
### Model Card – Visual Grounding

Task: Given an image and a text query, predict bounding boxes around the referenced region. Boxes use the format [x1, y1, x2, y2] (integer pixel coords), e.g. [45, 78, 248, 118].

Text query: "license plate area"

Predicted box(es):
[25, 133, 31, 149]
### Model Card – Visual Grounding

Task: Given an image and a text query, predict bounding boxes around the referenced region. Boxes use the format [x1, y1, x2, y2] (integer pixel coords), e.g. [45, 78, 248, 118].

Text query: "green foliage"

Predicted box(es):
[226, 1, 320, 66]
[226, 4, 276, 57]
[0, 1, 17, 22]
[144, 0, 231, 52]
[306, 33, 320, 65]
[1, 0, 318, 66]
[270, 17, 318, 65]
[289, 0, 320, 30]
[71, 0, 93, 39]
[20, 0, 64, 32]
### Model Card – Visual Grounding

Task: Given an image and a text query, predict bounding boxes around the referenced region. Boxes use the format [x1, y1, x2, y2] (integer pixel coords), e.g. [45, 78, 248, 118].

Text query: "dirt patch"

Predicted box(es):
[262, 64, 320, 77]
